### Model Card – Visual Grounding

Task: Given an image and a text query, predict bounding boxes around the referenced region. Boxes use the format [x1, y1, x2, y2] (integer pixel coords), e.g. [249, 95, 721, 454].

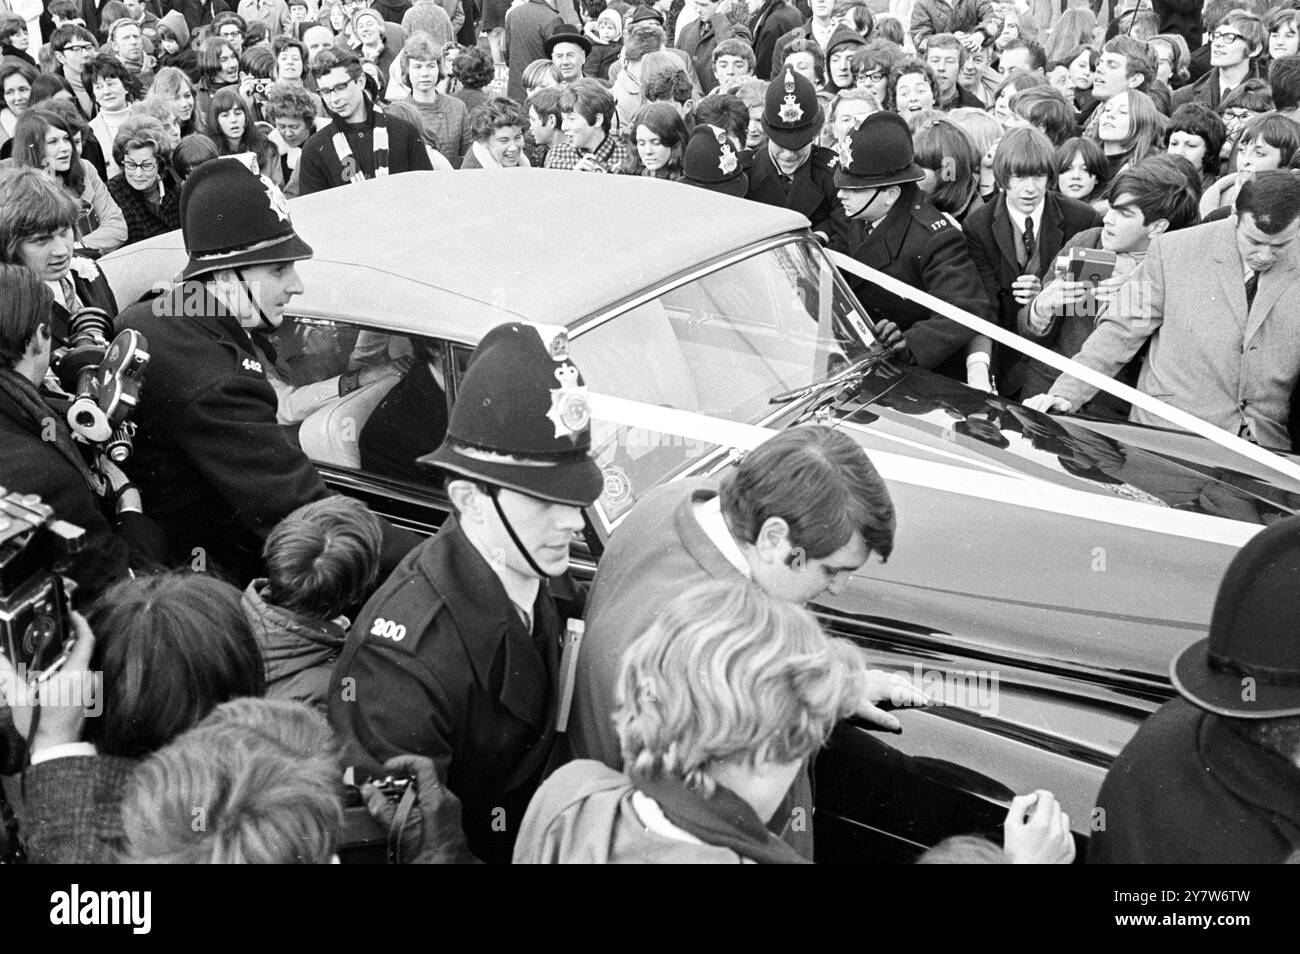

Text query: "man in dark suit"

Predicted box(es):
[830, 110, 996, 383]
[964, 126, 1102, 396]
[746, 67, 849, 247]
[749, 0, 802, 78]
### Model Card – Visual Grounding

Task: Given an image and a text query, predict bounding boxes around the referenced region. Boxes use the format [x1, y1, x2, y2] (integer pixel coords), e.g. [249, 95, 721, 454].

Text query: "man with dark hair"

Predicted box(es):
[569, 424, 921, 861]
[1089, 515, 1300, 863]
[677, 0, 737, 93]
[297, 49, 431, 194]
[50, 24, 97, 118]
[749, 0, 803, 78]
[1028, 170, 1300, 451]
[769, 0, 838, 82]
[331, 321, 602, 864]
[545, 76, 631, 171]
[1188, 0, 1243, 82]
[1271, 55, 1300, 122]
[997, 37, 1046, 76]
[1021, 154, 1201, 404]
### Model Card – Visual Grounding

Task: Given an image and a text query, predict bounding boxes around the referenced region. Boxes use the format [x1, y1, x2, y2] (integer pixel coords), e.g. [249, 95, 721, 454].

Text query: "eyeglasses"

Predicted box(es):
[61, 43, 93, 53]
[857, 70, 885, 82]
[1223, 108, 1254, 123]
[1212, 30, 1246, 44]
[318, 77, 356, 98]
[122, 158, 157, 172]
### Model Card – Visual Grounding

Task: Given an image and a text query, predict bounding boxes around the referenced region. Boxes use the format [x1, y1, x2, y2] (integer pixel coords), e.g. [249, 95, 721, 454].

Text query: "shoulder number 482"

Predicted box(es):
[370, 618, 407, 641]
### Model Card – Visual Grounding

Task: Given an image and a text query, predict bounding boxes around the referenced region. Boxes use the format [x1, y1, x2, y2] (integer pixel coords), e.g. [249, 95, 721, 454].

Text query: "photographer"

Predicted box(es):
[0, 262, 134, 605]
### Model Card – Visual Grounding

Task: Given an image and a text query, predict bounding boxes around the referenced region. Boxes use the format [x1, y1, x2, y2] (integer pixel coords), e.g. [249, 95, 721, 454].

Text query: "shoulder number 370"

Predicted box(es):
[370, 618, 407, 641]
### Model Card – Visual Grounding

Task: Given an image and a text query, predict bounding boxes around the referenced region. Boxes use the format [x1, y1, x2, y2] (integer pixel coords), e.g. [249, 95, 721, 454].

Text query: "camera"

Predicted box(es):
[338, 767, 415, 863]
[52, 307, 150, 463]
[0, 488, 84, 675]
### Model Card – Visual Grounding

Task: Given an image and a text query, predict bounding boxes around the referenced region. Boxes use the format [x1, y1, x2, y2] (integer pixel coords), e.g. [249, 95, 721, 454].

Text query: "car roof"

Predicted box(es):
[101, 170, 809, 342]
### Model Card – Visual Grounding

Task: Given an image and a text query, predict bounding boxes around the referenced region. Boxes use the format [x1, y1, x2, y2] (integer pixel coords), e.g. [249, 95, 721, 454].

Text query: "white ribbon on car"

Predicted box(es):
[825, 249, 1300, 488]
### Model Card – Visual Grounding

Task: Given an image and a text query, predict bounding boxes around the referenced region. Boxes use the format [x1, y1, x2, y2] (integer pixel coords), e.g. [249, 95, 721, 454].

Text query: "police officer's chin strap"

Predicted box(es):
[848, 188, 883, 221]
[486, 484, 551, 580]
[234, 267, 277, 333]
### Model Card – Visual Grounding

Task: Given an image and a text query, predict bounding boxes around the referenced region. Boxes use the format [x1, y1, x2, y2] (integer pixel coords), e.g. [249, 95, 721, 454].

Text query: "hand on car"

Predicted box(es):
[1022, 393, 1072, 414]
[1003, 790, 1076, 864]
[0, 612, 98, 754]
[362, 753, 476, 864]
[874, 319, 913, 364]
[1011, 273, 1042, 305]
[856, 669, 932, 732]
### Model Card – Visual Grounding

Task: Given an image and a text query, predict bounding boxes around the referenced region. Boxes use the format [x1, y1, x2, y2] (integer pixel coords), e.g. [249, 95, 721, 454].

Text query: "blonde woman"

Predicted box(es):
[515, 581, 903, 864]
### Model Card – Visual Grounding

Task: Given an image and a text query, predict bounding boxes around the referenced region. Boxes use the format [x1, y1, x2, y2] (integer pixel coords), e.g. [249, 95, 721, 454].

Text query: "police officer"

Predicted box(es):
[329, 321, 602, 865]
[117, 158, 349, 581]
[831, 111, 997, 384]
[746, 66, 851, 247]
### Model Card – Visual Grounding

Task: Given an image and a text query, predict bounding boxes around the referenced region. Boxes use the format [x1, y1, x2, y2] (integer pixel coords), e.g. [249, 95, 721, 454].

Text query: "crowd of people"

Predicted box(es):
[0, 0, 1298, 865]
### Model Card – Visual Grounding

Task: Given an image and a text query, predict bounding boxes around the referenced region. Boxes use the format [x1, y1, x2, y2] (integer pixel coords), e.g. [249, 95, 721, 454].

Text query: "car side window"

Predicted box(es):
[268, 315, 450, 481]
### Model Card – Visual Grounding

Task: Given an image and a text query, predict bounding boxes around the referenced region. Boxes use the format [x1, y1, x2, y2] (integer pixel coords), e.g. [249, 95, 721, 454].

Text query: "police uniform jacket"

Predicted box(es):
[831, 185, 995, 379]
[329, 518, 563, 865]
[747, 144, 850, 247]
[116, 283, 329, 578]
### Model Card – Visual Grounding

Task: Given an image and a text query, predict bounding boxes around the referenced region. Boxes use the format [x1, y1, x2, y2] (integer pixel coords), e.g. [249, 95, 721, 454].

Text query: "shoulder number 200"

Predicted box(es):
[371, 618, 407, 641]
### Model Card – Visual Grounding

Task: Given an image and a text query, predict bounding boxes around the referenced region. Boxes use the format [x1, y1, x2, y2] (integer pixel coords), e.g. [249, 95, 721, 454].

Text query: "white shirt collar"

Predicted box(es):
[693, 495, 751, 578]
[1009, 198, 1046, 245]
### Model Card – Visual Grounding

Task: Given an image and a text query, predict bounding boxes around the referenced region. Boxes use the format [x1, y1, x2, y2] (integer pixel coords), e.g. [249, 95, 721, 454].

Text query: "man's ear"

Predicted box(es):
[1126, 71, 1144, 90]
[24, 322, 51, 359]
[752, 515, 792, 565]
[447, 480, 487, 524]
[1148, 216, 1170, 238]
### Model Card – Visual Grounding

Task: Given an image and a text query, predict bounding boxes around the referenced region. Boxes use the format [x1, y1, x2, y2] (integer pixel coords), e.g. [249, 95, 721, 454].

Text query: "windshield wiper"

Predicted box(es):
[768, 348, 894, 405]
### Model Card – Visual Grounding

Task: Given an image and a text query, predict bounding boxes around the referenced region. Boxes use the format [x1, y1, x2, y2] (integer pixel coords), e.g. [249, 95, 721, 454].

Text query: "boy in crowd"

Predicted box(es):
[545, 76, 632, 171]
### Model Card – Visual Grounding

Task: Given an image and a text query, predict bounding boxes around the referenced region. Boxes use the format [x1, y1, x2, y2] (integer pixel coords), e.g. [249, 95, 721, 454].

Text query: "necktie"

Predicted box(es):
[1022, 216, 1037, 266]
[1245, 270, 1259, 311]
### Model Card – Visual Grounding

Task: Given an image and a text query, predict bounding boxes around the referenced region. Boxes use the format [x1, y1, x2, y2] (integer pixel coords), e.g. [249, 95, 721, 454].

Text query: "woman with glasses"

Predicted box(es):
[850, 41, 898, 107]
[107, 115, 181, 247]
[1216, 77, 1274, 163]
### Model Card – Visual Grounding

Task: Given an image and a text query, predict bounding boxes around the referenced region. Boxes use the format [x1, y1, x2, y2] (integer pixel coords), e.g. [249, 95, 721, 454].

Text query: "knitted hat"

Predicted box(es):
[679, 125, 748, 197]
[1172, 515, 1300, 717]
[762, 66, 824, 149]
[420, 322, 602, 506]
[179, 156, 312, 280]
[833, 110, 924, 189]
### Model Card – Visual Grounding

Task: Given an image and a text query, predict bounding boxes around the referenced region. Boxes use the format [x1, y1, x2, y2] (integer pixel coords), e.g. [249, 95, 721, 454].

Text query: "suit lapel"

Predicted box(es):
[1213, 240, 1249, 333]
[1245, 253, 1296, 343]
[991, 198, 1020, 279]
[1038, 196, 1066, 276]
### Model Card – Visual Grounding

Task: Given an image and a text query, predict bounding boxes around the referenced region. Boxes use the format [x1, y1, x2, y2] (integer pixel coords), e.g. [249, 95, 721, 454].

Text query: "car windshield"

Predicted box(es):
[571, 238, 877, 527]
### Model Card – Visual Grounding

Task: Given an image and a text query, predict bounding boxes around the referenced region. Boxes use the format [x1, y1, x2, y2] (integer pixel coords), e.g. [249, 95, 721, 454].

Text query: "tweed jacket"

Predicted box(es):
[1049, 217, 1300, 450]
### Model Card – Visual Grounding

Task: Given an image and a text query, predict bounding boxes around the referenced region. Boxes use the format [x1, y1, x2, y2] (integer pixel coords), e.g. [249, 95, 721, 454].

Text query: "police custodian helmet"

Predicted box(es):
[179, 156, 313, 281]
[420, 322, 603, 508]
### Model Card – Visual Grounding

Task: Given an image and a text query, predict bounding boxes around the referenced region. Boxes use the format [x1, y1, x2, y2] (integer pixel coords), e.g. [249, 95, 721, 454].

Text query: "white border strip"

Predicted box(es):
[825, 250, 1300, 488]
[589, 392, 1261, 548]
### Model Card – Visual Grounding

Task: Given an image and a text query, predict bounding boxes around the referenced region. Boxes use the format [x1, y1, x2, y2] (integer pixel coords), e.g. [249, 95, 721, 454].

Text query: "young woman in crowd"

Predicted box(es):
[9, 107, 126, 254]
[459, 96, 530, 168]
[783, 39, 825, 89]
[395, 33, 469, 165]
[351, 7, 396, 89]
[1008, 86, 1078, 146]
[889, 59, 938, 121]
[514, 581, 877, 864]
[914, 115, 983, 224]
[1092, 88, 1162, 185]
[273, 35, 310, 87]
[1148, 33, 1190, 89]
[85, 54, 141, 180]
[1062, 44, 1096, 117]
[1201, 112, 1300, 217]
[1055, 135, 1108, 206]
[523, 58, 562, 94]
[28, 73, 77, 111]
[0, 60, 35, 155]
[195, 37, 243, 132]
[948, 106, 1003, 202]
[107, 116, 182, 246]
[827, 88, 878, 147]
[134, 97, 184, 153]
[623, 101, 688, 179]
[991, 70, 1047, 129]
[152, 67, 202, 139]
[1266, 7, 1300, 63]
[1165, 102, 1226, 188]
[1217, 78, 1274, 164]
[852, 41, 901, 109]
[1043, 7, 1095, 66]
[265, 81, 324, 193]
[206, 87, 280, 184]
